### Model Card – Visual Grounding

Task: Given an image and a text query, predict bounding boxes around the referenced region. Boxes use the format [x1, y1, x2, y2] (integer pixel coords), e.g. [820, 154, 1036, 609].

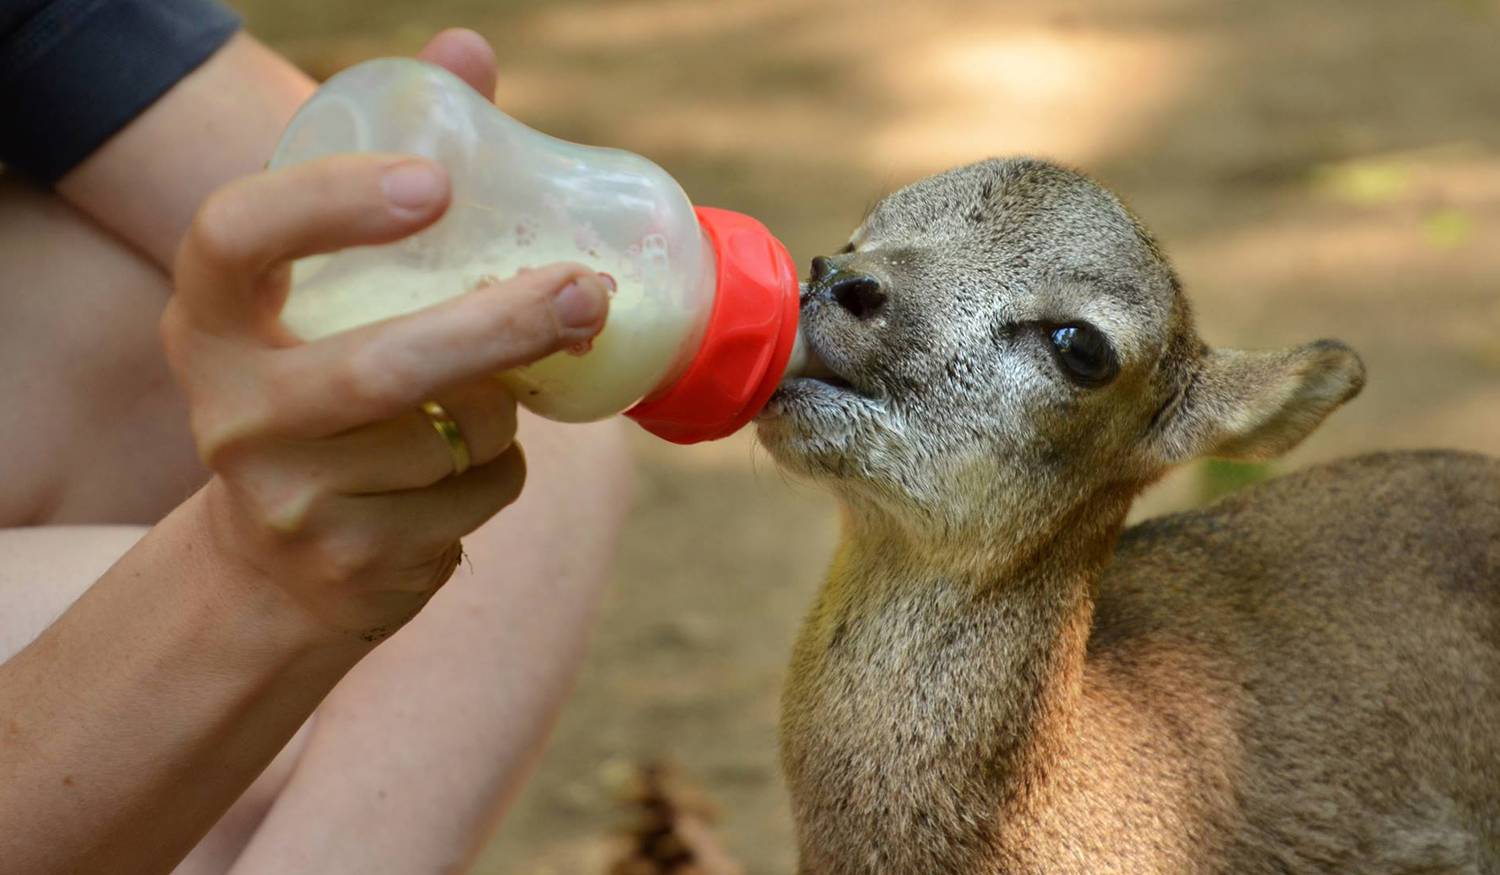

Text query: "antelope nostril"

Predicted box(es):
[829, 274, 887, 321]
[810, 255, 838, 283]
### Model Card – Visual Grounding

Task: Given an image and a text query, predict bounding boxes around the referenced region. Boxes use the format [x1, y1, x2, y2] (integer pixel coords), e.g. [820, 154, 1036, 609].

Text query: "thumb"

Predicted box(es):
[416, 28, 499, 99]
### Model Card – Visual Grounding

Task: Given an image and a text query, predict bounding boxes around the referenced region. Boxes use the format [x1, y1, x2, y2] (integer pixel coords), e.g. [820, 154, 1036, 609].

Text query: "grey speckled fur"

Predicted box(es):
[756, 158, 1500, 875]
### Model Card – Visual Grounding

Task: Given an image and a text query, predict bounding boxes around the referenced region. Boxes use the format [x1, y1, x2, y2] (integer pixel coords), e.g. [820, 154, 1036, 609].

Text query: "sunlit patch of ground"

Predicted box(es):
[867, 27, 1210, 174]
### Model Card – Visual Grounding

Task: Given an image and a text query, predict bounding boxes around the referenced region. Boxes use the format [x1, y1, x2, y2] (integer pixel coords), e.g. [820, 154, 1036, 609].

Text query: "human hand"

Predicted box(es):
[162, 149, 610, 641]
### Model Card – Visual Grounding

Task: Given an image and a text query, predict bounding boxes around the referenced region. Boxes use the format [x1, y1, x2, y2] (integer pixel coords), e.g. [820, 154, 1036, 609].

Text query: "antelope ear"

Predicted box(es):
[1153, 340, 1365, 463]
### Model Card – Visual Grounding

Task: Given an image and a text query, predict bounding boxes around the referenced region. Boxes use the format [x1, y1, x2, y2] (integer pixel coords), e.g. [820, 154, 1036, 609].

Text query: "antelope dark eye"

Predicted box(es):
[1049, 323, 1119, 387]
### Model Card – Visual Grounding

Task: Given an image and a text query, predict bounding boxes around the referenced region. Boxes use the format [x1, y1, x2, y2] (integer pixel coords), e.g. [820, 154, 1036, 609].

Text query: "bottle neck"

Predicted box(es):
[625, 207, 800, 444]
[781, 327, 812, 381]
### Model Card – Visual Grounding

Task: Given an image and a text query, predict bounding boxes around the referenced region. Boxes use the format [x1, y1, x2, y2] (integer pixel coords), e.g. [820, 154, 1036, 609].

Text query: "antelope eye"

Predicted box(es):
[1048, 323, 1119, 387]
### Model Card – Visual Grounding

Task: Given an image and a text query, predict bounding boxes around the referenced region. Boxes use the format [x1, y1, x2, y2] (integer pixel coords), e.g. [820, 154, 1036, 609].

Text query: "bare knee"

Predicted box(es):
[0, 176, 204, 525]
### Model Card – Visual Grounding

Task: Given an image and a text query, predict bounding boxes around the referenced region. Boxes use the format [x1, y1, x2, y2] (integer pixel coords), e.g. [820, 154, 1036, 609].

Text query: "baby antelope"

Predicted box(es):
[758, 158, 1499, 875]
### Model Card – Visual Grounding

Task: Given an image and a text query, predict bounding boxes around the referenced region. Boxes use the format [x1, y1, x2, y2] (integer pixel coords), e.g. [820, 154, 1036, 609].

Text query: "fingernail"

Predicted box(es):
[597, 272, 617, 295]
[382, 160, 445, 213]
[552, 275, 609, 335]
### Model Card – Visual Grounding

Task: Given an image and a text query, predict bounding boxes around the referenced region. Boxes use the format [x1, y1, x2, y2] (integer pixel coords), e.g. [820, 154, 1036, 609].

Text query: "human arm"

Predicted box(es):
[2, 20, 634, 871]
[56, 29, 502, 271]
[0, 0, 494, 272]
[0, 152, 613, 874]
[55, 31, 315, 269]
[0, 497, 371, 874]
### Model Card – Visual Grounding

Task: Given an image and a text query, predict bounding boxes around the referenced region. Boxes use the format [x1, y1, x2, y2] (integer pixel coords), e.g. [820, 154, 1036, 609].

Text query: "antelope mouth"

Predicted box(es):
[809, 373, 856, 392]
[793, 341, 861, 394]
[759, 332, 877, 423]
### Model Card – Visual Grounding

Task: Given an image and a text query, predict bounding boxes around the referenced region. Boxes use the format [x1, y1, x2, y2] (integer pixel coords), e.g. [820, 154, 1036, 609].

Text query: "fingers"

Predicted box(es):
[263, 265, 610, 437]
[417, 28, 498, 99]
[350, 443, 528, 557]
[208, 445, 526, 625]
[174, 154, 451, 336]
[287, 377, 519, 494]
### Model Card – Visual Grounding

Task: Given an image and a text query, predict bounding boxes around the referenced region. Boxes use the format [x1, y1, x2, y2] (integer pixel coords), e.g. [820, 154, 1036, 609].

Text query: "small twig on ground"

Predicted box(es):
[606, 762, 745, 875]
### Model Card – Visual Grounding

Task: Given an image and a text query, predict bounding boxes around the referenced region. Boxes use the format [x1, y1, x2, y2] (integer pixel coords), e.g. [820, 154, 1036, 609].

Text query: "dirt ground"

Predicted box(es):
[236, 0, 1500, 871]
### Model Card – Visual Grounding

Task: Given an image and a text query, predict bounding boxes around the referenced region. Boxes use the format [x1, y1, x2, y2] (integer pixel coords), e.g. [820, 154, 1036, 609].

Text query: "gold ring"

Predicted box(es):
[420, 401, 472, 477]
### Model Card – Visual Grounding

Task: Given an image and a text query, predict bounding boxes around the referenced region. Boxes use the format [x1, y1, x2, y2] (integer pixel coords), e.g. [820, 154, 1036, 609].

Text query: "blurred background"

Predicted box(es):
[233, 0, 1500, 871]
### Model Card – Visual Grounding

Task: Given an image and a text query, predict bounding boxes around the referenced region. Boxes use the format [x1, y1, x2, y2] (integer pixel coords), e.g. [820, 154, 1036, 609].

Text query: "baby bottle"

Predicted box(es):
[269, 58, 806, 444]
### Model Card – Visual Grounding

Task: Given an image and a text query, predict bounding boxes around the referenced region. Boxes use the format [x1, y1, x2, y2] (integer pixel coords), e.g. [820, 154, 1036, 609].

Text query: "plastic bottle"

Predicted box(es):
[269, 57, 805, 444]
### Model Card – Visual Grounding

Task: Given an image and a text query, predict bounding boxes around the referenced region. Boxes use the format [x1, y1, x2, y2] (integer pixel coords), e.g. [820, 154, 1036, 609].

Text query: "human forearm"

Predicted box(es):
[0, 489, 372, 874]
[56, 33, 315, 270]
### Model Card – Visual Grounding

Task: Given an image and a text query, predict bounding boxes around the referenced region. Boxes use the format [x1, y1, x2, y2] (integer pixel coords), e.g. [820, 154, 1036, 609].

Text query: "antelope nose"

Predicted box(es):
[828, 272, 887, 321]
[809, 258, 887, 321]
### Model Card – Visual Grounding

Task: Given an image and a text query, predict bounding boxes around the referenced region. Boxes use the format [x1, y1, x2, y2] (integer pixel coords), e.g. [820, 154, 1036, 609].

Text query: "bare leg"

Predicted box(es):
[0, 174, 633, 872]
[0, 174, 204, 526]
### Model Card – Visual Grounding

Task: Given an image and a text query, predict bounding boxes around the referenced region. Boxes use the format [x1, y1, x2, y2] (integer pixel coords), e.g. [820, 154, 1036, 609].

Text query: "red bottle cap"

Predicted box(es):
[625, 207, 800, 444]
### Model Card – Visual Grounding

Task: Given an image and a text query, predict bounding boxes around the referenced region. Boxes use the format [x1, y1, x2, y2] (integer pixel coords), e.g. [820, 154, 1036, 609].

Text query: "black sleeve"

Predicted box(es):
[0, 0, 242, 185]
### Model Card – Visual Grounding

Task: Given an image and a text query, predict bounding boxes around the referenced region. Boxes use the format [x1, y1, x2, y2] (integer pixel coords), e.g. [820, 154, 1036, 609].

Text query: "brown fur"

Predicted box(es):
[759, 159, 1500, 874]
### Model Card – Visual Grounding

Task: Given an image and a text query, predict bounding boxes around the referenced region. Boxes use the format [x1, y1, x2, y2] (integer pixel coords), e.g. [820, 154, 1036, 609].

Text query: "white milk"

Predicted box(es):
[280, 234, 712, 422]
